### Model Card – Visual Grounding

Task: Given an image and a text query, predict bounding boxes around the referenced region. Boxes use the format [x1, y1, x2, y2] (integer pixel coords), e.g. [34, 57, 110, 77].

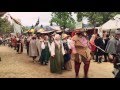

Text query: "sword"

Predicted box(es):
[89, 41, 106, 53]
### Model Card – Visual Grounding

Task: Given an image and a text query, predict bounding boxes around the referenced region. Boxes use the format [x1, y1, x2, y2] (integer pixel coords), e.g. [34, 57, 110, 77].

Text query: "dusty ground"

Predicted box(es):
[0, 45, 114, 78]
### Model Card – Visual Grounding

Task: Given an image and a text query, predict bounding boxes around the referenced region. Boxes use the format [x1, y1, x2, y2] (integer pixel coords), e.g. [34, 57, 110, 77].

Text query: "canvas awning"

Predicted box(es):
[37, 28, 45, 33]
[100, 14, 120, 31]
[49, 26, 61, 31]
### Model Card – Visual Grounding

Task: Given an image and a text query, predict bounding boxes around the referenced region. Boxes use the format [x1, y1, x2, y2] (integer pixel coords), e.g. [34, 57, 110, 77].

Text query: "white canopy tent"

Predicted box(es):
[99, 14, 120, 36]
[100, 19, 120, 31]
[49, 26, 61, 31]
[100, 14, 120, 31]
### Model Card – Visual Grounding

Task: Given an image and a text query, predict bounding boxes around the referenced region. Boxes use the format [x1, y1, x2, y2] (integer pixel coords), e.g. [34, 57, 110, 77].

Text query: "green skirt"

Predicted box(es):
[40, 46, 50, 62]
[50, 50, 64, 74]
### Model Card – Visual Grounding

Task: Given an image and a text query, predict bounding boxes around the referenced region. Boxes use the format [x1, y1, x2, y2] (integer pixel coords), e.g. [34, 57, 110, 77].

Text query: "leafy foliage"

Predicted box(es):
[50, 12, 75, 30]
[76, 12, 120, 27]
[0, 17, 13, 34]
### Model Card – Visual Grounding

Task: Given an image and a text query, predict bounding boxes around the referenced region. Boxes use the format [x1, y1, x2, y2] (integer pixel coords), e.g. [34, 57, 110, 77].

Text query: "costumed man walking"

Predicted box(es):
[102, 31, 110, 62]
[94, 34, 105, 63]
[106, 30, 120, 78]
[26, 33, 32, 55]
[72, 30, 91, 78]
[16, 37, 23, 54]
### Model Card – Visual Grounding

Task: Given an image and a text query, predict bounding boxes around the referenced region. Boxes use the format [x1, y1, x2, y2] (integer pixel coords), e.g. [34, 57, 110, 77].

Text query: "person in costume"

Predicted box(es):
[105, 30, 120, 78]
[89, 34, 96, 60]
[29, 35, 38, 62]
[36, 34, 42, 60]
[62, 34, 72, 70]
[50, 34, 65, 74]
[26, 33, 32, 55]
[94, 34, 105, 63]
[16, 37, 23, 54]
[72, 30, 91, 78]
[102, 31, 110, 62]
[40, 35, 51, 65]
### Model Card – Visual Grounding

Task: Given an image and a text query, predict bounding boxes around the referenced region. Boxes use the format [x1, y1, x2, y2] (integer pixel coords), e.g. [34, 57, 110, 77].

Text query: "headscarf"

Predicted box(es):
[54, 34, 60, 40]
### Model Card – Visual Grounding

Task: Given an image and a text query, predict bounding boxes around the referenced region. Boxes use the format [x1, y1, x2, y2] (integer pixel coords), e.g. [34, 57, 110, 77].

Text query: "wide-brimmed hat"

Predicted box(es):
[62, 34, 69, 39]
[51, 32, 56, 36]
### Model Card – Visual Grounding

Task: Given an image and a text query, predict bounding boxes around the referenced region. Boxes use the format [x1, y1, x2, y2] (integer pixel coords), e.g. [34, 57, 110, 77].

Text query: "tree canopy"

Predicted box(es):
[50, 12, 75, 30]
[0, 17, 13, 34]
[76, 12, 120, 27]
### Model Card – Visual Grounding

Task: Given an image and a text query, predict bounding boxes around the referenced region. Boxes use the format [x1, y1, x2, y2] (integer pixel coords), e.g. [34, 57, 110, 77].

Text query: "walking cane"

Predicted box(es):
[89, 41, 106, 53]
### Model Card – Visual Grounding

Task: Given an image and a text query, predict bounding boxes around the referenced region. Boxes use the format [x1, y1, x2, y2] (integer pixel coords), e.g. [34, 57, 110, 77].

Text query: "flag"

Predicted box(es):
[13, 20, 22, 34]
[9, 15, 22, 26]
[35, 18, 39, 27]
[9, 15, 22, 34]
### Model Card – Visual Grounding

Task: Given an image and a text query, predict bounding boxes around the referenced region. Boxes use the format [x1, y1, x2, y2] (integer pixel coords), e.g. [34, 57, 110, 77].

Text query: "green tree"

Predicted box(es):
[22, 26, 29, 32]
[50, 12, 75, 31]
[0, 17, 13, 34]
[76, 12, 120, 27]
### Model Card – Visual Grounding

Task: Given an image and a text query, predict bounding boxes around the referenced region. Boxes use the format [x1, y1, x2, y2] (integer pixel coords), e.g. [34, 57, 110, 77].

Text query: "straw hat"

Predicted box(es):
[62, 34, 69, 39]
[74, 29, 82, 33]
[51, 32, 56, 36]
[30, 29, 35, 33]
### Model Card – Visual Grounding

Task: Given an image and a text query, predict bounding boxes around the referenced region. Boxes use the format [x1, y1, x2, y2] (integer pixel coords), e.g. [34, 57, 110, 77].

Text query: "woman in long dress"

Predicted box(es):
[62, 34, 72, 70]
[36, 36, 42, 60]
[29, 36, 38, 62]
[50, 34, 65, 74]
[40, 35, 51, 65]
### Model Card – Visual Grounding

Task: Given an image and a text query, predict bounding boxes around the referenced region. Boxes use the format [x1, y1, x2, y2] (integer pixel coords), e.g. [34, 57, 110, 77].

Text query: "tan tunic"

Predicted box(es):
[72, 35, 91, 60]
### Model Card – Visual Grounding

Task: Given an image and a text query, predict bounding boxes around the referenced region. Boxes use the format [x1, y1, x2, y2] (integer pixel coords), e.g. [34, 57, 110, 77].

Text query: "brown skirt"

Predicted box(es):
[74, 53, 87, 63]
[65, 60, 72, 70]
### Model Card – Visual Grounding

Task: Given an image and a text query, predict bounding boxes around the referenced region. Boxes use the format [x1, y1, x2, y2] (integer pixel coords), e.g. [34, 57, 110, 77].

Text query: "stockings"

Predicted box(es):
[84, 61, 90, 78]
[75, 61, 81, 77]
[74, 59, 90, 78]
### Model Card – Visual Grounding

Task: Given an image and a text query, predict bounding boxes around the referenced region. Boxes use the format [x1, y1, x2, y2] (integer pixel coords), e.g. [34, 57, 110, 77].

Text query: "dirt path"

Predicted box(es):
[0, 45, 114, 78]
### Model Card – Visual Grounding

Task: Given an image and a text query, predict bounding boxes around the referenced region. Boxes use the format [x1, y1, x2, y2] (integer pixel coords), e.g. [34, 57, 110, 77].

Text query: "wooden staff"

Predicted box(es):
[89, 41, 106, 53]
